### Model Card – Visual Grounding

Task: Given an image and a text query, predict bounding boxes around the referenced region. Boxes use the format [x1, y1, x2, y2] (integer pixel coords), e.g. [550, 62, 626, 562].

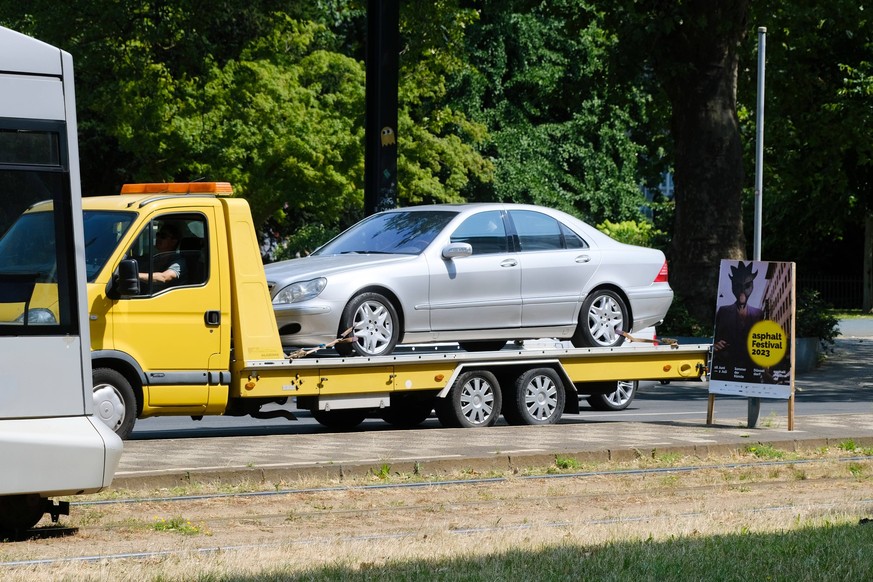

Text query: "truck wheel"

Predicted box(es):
[505, 368, 565, 425]
[92, 368, 137, 440]
[336, 292, 400, 357]
[0, 494, 44, 536]
[571, 288, 628, 348]
[381, 397, 434, 428]
[311, 409, 367, 430]
[587, 380, 638, 411]
[436, 370, 502, 428]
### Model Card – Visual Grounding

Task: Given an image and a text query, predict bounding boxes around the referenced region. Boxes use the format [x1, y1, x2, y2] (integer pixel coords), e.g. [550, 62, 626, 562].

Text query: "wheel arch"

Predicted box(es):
[91, 350, 145, 416]
[340, 285, 406, 342]
[580, 283, 634, 330]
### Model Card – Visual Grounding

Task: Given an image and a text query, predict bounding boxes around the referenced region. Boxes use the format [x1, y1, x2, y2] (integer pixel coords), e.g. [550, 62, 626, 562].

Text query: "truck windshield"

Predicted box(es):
[314, 210, 458, 256]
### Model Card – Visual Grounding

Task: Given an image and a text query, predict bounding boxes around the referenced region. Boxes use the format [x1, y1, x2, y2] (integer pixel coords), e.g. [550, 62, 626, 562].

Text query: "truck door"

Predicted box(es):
[110, 209, 222, 401]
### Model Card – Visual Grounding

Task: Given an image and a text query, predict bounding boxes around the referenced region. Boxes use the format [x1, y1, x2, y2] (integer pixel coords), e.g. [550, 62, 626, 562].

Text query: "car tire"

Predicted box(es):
[435, 370, 502, 428]
[587, 380, 638, 411]
[311, 409, 367, 430]
[335, 292, 400, 357]
[458, 340, 507, 353]
[504, 368, 566, 425]
[92, 367, 137, 440]
[571, 288, 629, 348]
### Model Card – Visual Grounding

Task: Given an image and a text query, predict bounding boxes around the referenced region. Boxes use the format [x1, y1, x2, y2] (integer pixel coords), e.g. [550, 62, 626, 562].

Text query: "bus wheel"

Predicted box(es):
[505, 368, 565, 425]
[436, 370, 502, 428]
[93, 368, 137, 440]
[312, 409, 367, 430]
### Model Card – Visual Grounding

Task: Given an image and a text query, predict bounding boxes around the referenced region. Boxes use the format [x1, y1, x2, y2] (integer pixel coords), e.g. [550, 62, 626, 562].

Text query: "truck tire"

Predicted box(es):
[335, 292, 400, 357]
[381, 396, 434, 428]
[311, 409, 367, 430]
[504, 368, 565, 425]
[0, 494, 44, 536]
[92, 367, 137, 440]
[436, 370, 502, 428]
[571, 288, 628, 348]
[587, 380, 638, 411]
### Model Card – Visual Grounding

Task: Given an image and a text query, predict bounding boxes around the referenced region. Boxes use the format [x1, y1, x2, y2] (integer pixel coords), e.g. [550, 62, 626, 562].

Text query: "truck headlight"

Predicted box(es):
[15, 308, 57, 324]
[273, 278, 327, 304]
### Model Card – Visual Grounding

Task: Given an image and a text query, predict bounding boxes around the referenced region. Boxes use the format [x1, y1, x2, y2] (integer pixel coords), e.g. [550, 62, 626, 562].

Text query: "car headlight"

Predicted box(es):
[15, 308, 58, 324]
[272, 278, 327, 304]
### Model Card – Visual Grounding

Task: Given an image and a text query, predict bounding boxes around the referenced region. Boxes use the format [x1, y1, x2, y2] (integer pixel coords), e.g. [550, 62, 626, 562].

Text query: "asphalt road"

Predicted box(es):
[128, 319, 873, 440]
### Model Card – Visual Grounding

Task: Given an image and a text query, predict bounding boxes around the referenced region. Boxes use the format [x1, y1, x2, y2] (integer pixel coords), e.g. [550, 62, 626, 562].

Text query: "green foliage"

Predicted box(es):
[274, 223, 338, 261]
[596, 219, 666, 249]
[657, 295, 710, 339]
[796, 290, 841, 349]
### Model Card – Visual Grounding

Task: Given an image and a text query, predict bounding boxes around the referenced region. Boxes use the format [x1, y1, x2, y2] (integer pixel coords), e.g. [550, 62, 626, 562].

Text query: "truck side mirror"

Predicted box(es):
[114, 259, 141, 297]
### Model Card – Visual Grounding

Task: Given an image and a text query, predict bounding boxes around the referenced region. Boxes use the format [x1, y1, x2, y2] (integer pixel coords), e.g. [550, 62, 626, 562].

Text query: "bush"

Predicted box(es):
[796, 289, 840, 350]
[596, 219, 667, 249]
[657, 295, 710, 339]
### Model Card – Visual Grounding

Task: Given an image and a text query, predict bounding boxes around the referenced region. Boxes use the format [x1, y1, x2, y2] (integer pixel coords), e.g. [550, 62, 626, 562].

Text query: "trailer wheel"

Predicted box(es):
[571, 288, 628, 348]
[436, 370, 502, 428]
[504, 368, 565, 425]
[93, 367, 137, 440]
[0, 494, 44, 536]
[336, 292, 400, 357]
[381, 397, 434, 428]
[587, 380, 638, 411]
[312, 409, 367, 430]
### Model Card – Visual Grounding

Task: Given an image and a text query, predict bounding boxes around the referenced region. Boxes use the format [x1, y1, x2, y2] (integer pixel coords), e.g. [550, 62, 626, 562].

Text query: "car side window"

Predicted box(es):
[510, 210, 564, 251]
[560, 223, 588, 249]
[450, 210, 508, 255]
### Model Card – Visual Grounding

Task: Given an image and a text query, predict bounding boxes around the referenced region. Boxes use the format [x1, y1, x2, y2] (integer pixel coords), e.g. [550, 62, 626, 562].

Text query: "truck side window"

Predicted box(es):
[127, 213, 207, 295]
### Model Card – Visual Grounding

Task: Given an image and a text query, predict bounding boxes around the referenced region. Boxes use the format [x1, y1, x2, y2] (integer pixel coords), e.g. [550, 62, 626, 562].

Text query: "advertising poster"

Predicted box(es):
[709, 260, 795, 399]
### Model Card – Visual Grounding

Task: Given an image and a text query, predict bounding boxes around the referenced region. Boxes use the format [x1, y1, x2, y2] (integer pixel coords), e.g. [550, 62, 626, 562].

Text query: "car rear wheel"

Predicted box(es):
[436, 370, 502, 428]
[335, 292, 400, 357]
[504, 368, 565, 425]
[571, 288, 628, 348]
[587, 380, 638, 411]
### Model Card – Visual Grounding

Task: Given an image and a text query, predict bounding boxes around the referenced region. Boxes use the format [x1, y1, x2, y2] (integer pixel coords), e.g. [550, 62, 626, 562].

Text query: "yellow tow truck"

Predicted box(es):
[4, 182, 708, 438]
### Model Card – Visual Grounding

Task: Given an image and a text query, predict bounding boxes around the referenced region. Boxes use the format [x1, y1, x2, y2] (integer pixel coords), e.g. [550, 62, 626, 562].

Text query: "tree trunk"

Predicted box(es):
[654, 0, 751, 325]
[865, 214, 873, 313]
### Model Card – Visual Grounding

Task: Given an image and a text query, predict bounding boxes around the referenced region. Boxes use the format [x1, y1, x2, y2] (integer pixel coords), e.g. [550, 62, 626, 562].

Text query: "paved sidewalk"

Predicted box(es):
[112, 331, 873, 491]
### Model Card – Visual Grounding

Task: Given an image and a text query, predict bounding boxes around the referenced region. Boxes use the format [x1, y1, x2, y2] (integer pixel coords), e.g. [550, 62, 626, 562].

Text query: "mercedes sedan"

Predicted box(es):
[265, 203, 673, 357]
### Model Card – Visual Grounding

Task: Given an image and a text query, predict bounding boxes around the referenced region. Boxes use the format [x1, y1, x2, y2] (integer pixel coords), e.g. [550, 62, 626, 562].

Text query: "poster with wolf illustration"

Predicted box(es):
[709, 260, 795, 399]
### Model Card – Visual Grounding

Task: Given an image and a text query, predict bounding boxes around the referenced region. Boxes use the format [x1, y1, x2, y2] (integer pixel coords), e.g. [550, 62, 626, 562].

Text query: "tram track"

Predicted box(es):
[3, 455, 872, 576]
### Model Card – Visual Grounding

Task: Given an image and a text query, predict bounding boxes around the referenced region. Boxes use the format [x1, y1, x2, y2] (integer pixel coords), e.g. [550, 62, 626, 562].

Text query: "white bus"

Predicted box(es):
[0, 26, 122, 535]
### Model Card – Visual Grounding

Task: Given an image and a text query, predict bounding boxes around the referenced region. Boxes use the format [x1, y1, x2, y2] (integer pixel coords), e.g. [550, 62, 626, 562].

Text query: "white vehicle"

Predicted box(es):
[0, 26, 122, 535]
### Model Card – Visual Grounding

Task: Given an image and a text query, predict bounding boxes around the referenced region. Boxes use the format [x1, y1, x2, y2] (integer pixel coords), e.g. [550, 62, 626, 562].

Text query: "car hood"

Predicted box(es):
[264, 253, 415, 285]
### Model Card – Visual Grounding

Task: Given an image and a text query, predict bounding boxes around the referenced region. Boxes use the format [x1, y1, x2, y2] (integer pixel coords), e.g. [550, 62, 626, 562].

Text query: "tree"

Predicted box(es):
[739, 1, 873, 311]
[449, 0, 656, 225]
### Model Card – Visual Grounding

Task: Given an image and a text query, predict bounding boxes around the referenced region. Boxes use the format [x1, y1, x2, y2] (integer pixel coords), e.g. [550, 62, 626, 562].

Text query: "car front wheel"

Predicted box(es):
[336, 292, 400, 357]
[572, 289, 628, 348]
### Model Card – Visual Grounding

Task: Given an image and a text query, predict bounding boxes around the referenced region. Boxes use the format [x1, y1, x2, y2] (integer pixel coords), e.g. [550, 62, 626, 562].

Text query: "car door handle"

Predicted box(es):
[576, 255, 592, 263]
[500, 259, 518, 267]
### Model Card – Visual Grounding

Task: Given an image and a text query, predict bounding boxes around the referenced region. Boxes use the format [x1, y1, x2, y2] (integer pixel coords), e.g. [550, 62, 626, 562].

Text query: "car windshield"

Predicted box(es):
[314, 210, 458, 256]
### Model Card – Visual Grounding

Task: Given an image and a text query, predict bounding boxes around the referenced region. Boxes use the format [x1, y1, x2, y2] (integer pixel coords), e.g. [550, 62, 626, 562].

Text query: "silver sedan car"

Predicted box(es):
[265, 203, 673, 357]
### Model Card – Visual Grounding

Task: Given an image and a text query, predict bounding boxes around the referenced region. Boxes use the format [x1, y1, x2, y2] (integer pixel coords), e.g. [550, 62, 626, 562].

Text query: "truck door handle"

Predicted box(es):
[204, 310, 221, 326]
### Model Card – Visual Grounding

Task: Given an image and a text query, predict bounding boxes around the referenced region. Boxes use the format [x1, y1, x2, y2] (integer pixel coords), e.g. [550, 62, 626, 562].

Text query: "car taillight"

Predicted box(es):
[654, 261, 669, 283]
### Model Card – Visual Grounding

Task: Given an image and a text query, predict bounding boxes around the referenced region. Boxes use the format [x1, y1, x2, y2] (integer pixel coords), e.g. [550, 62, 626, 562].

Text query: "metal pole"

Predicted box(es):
[748, 27, 766, 429]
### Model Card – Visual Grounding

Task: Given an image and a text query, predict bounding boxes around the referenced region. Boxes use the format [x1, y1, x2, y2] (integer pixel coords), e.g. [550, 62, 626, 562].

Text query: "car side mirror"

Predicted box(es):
[114, 259, 141, 297]
[442, 242, 472, 259]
